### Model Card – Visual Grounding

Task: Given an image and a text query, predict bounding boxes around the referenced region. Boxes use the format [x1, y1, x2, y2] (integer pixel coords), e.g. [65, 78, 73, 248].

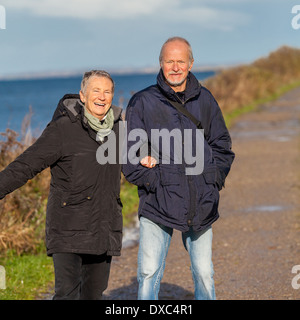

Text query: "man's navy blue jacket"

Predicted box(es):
[122, 69, 235, 232]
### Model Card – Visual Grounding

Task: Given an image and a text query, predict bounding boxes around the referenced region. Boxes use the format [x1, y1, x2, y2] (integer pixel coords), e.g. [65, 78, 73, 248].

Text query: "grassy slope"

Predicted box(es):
[0, 251, 54, 300]
[204, 46, 300, 126]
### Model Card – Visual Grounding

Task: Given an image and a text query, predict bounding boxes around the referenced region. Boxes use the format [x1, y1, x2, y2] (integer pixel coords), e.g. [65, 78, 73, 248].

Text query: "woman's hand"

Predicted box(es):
[140, 156, 157, 168]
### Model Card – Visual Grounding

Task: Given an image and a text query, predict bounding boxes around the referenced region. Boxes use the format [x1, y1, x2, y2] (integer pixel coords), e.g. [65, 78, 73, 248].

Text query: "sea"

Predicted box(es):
[0, 71, 215, 136]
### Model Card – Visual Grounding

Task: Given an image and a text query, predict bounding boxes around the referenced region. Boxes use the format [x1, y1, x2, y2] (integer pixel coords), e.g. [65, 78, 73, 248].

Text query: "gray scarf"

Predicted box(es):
[84, 107, 114, 141]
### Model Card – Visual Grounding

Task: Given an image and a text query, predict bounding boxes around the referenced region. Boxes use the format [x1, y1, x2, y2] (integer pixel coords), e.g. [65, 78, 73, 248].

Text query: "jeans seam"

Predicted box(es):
[153, 232, 170, 299]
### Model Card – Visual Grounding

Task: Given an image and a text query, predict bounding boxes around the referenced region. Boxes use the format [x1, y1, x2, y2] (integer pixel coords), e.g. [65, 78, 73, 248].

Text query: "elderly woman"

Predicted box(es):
[0, 70, 123, 300]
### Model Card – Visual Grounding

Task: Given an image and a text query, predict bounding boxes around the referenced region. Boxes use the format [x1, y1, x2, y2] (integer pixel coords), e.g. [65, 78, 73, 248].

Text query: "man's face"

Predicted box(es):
[79, 76, 114, 120]
[160, 40, 194, 92]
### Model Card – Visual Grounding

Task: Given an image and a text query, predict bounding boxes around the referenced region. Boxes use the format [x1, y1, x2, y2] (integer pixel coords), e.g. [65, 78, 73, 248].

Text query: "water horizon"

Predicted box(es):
[0, 70, 215, 136]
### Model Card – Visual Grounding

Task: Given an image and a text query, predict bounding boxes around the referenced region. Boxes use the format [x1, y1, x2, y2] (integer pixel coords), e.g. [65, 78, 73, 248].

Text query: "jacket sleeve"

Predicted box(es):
[122, 96, 159, 192]
[0, 121, 62, 200]
[207, 94, 235, 190]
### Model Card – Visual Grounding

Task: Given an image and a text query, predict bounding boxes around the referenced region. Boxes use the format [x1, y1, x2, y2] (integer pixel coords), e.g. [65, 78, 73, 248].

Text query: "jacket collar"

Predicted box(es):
[53, 93, 123, 124]
[156, 68, 202, 103]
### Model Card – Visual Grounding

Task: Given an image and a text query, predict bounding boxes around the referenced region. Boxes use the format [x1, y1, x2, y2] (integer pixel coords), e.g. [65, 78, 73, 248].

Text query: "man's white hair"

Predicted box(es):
[159, 37, 194, 65]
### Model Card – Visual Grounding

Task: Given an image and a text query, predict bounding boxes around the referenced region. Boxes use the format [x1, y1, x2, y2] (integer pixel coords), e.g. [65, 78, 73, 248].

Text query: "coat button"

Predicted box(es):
[87, 196, 91, 200]
[62, 202, 67, 206]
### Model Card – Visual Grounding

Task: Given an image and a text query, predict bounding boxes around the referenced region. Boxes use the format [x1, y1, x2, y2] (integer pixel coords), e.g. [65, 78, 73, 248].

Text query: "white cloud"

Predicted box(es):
[177, 6, 250, 31]
[2, 0, 175, 19]
[2, 0, 250, 30]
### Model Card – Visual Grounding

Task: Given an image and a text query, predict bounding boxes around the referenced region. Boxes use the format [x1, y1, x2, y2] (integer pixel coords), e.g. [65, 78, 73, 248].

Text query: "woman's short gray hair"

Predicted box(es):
[159, 37, 194, 65]
[81, 70, 115, 94]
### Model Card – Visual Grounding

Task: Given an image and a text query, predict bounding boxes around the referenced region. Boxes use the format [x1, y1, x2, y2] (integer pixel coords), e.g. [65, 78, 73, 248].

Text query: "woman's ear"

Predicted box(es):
[79, 90, 85, 103]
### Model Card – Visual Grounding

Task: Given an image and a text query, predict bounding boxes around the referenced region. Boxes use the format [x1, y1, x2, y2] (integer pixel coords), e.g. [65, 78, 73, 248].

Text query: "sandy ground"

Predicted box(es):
[103, 87, 300, 300]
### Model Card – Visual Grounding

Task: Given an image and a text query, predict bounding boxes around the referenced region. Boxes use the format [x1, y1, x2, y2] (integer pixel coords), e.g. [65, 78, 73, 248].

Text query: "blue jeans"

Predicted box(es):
[137, 216, 216, 300]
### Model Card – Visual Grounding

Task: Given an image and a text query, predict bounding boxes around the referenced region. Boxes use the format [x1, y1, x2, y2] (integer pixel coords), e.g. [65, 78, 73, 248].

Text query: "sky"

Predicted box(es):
[0, 0, 300, 77]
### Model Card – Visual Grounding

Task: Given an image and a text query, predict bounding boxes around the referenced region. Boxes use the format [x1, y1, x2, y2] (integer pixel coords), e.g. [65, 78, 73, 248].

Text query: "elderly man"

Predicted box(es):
[122, 37, 235, 300]
[0, 70, 123, 300]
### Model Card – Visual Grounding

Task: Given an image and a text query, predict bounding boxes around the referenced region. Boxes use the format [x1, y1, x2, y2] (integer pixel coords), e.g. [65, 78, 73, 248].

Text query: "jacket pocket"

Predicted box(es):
[146, 166, 185, 217]
[202, 168, 217, 185]
[196, 167, 219, 225]
[60, 186, 93, 231]
[160, 167, 180, 185]
[202, 167, 224, 191]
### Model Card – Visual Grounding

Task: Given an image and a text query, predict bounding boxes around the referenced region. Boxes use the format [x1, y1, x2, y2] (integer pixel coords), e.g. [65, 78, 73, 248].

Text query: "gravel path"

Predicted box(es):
[104, 87, 300, 300]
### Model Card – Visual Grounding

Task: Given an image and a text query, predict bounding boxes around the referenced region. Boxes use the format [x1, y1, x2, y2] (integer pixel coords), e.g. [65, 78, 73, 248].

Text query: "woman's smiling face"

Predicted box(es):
[80, 76, 114, 120]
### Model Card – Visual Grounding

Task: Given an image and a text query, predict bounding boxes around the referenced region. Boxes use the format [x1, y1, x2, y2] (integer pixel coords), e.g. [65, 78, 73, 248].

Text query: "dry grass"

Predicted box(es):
[204, 46, 300, 113]
[0, 115, 50, 256]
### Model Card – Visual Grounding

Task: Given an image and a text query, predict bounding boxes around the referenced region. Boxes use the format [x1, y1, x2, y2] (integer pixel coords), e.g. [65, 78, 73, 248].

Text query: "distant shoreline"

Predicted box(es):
[0, 64, 227, 82]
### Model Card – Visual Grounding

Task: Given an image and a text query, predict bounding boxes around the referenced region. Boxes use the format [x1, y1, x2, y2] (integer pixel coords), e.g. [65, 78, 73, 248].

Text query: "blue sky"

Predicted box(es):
[0, 0, 299, 77]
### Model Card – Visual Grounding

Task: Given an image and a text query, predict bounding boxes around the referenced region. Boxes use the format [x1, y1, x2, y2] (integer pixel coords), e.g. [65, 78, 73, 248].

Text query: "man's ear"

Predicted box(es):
[79, 90, 85, 103]
[189, 59, 194, 71]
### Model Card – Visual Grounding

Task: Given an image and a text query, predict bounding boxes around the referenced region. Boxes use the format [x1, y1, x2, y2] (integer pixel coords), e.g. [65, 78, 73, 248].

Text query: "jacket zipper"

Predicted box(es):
[174, 97, 196, 228]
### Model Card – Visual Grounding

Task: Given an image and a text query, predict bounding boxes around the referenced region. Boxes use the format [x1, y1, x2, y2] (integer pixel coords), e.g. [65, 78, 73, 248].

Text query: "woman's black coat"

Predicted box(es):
[0, 94, 123, 256]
